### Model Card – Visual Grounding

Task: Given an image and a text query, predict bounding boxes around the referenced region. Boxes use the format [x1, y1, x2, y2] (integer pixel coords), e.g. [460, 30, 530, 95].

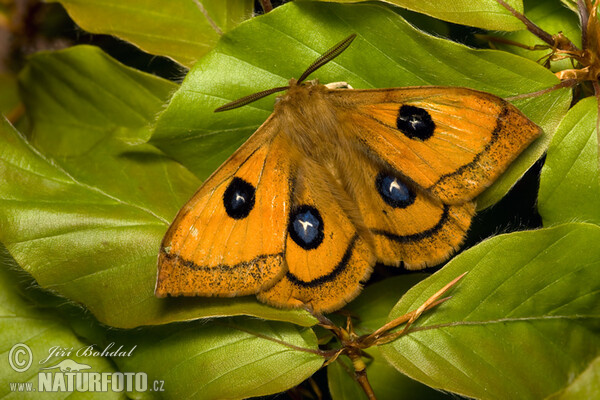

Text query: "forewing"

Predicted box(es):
[329, 86, 541, 204]
[156, 118, 292, 297]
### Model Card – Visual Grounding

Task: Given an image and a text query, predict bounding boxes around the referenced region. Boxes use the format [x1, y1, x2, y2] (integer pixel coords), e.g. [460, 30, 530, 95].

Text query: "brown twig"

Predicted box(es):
[495, 0, 556, 46]
[366, 272, 467, 344]
[314, 272, 467, 399]
[351, 354, 377, 399]
[504, 79, 578, 101]
[259, 0, 273, 13]
[495, 0, 580, 63]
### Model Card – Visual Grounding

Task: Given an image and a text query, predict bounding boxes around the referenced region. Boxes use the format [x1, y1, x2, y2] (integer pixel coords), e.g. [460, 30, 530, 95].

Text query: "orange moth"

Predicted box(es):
[156, 35, 541, 312]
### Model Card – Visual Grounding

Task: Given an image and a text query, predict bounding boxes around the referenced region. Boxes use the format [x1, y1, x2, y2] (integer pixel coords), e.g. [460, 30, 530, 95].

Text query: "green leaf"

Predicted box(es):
[108, 318, 323, 399]
[0, 246, 124, 399]
[547, 356, 600, 400]
[0, 71, 29, 135]
[319, 0, 527, 31]
[538, 96, 600, 226]
[327, 275, 450, 400]
[484, 0, 582, 72]
[0, 73, 19, 117]
[1, 46, 315, 328]
[19, 46, 187, 220]
[151, 1, 571, 208]
[379, 223, 600, 400]
[48, 0, 254, 67]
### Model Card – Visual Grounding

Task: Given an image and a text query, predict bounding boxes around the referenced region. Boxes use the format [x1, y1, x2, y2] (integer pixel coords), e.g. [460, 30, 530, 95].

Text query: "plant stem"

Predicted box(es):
[259, 0, 273, 13]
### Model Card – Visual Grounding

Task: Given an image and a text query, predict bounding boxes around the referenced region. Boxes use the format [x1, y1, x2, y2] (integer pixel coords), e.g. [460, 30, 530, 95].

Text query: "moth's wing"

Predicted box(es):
[156, 116, 293, 297]
[344, 151, 475, 269]
[257, 160, 376, 313]
[329, 86, 541, 204]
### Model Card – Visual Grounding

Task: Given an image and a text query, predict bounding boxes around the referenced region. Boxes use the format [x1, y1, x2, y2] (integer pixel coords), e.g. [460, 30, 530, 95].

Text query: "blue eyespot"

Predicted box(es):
[223, 177, 255, 219]
[375, 172, 415, 208]
[288, 205, 324, 250]
[397, 105, 435, 140]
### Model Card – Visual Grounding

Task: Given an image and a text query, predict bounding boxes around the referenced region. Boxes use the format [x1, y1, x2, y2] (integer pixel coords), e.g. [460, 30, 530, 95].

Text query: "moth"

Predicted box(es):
[155, 34, 541, 312]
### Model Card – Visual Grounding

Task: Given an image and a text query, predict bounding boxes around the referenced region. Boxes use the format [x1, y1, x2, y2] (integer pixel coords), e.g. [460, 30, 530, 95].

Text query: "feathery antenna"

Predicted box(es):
[214, 34, 357, 112]
[214, 86, 289, 112]
[297, 33, 356, 84]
